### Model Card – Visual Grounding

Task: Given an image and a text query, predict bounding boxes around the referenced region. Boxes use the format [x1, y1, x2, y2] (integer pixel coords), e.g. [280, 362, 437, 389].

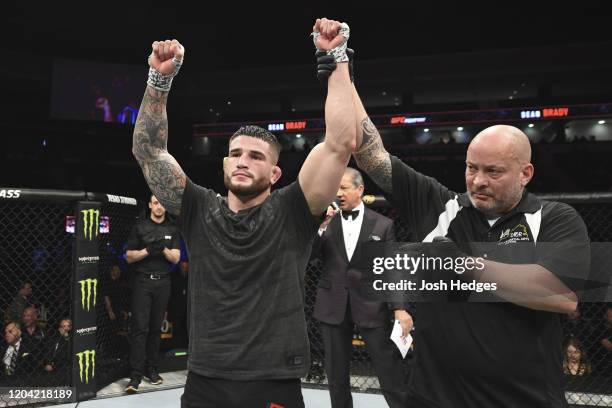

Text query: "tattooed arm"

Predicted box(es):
[351, 84, 393, 193]
[132, 40, 187, 216]
[299, 18, 356, 215]
[132, 87, 186, 215]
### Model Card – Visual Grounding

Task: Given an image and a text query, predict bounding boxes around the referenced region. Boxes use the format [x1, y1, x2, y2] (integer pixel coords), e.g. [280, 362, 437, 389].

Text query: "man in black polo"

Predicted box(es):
[125, 195, 180, 393]
[350, 78, 590, 405]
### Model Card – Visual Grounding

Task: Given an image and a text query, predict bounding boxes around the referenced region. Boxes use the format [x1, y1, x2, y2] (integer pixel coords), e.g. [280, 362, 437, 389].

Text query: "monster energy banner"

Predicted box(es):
[71, 201, 101, 401]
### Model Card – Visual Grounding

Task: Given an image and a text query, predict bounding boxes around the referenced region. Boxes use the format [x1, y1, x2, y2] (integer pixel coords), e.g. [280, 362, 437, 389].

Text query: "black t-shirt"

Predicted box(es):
[179, 179, 320, 380]
[386, 155, 590, 408]
[126, 218, 181, 276]
[168, 272, 188, 318]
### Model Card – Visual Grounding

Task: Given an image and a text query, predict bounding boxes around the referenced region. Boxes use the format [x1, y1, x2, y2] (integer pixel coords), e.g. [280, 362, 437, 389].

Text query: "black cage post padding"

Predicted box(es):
[72, 201, 101, 401]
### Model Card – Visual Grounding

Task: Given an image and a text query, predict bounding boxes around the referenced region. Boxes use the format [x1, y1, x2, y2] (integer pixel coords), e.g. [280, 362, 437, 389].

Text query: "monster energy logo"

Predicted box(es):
[81, 209, 100, 241]
[79, 278, 97, 311]
[76, 349, 95, 384]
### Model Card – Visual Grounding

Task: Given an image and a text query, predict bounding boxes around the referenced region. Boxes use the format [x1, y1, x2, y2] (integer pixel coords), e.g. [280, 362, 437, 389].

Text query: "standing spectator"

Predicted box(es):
[5, 281, 32, 324]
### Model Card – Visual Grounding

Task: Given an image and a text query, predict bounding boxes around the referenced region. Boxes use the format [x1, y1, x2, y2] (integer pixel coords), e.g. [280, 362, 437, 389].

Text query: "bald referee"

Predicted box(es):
[348, 75, 590, 405]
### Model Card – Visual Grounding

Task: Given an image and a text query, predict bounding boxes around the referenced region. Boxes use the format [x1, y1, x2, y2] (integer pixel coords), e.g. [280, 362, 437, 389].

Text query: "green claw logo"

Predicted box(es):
[76, 349, 95, 384]
[79, 278, 97, 311]
[81, 209, 100, 241]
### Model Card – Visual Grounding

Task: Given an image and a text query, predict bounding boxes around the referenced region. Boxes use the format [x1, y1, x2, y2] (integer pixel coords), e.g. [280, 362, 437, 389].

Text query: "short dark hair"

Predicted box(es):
[230, 125, 281, 159]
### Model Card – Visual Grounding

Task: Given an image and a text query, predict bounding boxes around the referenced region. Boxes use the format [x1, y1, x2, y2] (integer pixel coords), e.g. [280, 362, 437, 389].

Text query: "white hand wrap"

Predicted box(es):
[147, 56, 183, 92]
[312, 22, 350, 63]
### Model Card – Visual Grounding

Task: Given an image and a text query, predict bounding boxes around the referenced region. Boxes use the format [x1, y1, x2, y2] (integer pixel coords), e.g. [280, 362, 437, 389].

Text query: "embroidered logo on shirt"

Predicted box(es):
[267, 403, 284, 408]
[370, 235, 381, 241]
[499, 224, 530, 244]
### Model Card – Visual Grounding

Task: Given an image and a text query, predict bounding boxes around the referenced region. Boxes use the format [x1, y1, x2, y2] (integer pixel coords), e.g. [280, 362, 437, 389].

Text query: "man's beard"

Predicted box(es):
[468, 181, 523, 219]
[224, 174, 271, 198]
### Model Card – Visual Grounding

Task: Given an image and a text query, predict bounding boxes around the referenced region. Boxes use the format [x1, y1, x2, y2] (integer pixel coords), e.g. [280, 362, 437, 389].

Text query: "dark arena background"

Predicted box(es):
[0, 3, 611, 407]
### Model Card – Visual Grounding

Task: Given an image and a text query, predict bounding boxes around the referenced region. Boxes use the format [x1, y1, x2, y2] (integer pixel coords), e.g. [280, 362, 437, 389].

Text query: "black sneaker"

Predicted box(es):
[145, 371, 163, 385]
[124, 377, 141, 394]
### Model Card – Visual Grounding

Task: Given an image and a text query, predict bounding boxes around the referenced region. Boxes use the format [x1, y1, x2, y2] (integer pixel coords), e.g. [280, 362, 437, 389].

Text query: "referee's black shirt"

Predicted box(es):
[386, 155, 590, 408]
[126, 218, 181, 276]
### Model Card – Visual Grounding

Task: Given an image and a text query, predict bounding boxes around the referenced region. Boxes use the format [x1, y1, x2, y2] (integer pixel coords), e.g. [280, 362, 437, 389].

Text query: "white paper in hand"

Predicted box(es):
[390, 319, 413, 359]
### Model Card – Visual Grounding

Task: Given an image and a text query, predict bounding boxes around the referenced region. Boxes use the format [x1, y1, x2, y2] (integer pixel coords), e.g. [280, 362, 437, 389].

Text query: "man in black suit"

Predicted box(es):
[311, 167, 412, 408]
[1, 321, 35, 386]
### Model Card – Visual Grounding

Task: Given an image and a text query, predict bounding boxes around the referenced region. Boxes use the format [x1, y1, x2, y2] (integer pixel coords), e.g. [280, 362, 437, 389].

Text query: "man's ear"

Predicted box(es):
[521, 163, 534, 187]
[271, 166, 282, 185]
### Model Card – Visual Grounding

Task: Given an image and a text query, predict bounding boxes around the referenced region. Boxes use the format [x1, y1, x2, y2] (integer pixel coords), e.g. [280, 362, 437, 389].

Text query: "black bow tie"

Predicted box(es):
[341, 209, 359, 220]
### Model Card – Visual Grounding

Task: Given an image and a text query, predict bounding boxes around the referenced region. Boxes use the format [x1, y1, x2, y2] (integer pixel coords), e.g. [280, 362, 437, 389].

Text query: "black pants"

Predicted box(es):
[319, 305, 408, 408]
[181, 371, 304, 408]
[129, 275, 171, 378]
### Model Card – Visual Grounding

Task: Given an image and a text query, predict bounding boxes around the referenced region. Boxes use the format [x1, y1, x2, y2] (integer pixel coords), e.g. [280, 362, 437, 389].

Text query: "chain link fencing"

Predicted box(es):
[0, 188, 609, 407]
[0, 189, 140, 407]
